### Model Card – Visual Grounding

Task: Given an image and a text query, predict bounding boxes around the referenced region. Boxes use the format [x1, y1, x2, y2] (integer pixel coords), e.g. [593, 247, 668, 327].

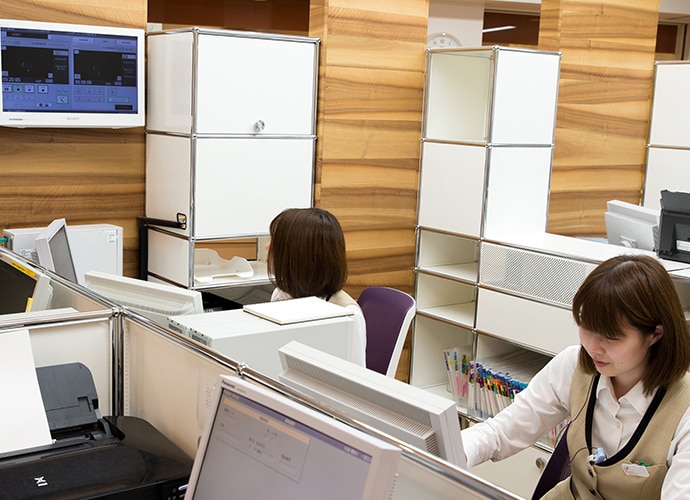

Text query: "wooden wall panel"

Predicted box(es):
[539, 0, 660, 237]
[148, 0, 309, 34]
[309, 0, 428, 299]
[0, 0, 146, 277]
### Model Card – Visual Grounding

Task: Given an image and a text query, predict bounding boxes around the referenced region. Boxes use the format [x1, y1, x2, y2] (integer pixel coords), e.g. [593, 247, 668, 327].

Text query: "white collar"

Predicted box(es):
[596, 375, 655, 416]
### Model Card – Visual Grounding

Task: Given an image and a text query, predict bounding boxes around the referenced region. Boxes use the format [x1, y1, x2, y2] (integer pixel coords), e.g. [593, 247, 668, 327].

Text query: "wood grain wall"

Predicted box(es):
[1, 0, 666, 281]
[0, 0, 147, 277]
[308, 0, 428, 299]
[539, 0, 661, 236]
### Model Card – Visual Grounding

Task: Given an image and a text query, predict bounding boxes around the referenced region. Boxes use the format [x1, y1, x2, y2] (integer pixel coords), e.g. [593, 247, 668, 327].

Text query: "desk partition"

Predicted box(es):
[122, 315, 520, 499]
[0, 246, 520, 499]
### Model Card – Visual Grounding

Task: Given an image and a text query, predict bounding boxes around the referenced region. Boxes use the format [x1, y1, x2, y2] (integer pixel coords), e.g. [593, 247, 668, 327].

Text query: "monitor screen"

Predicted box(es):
[186, 375, 401, 500]
[604, 199, 659, 251]
[1, 18, 144, 128]
[0, 249, 53, 314]
[278, 341, 467, 469]
[35, 218, 78, 283]
[83, 270, 204, 325]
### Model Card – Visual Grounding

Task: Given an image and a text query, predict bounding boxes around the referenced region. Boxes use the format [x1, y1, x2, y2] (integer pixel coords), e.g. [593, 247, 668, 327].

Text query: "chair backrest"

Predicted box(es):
[357, 286, 416, 377]
[531, 426, 571, 499]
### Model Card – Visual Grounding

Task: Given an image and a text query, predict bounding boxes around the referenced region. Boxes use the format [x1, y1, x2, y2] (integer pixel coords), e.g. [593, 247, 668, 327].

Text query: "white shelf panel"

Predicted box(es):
[418, 263, 478, 283]
[417, 303, 475, 327]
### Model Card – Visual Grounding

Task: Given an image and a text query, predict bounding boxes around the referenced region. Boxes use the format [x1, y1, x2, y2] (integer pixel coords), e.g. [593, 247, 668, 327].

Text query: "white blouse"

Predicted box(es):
[461, 345, 690, 498]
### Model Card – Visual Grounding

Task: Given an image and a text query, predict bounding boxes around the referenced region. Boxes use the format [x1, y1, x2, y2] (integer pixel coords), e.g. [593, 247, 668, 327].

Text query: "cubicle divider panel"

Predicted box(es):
[122, 316, 236, 458]
[120, 314, 523, 499]
[0, 313, 115, 416]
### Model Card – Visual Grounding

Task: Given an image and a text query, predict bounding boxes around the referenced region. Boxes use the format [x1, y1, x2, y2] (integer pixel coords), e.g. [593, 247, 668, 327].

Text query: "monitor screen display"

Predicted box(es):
[186, 375, 401, 500]
[0, 250, 53, 314]
[1, 18, 144, 128]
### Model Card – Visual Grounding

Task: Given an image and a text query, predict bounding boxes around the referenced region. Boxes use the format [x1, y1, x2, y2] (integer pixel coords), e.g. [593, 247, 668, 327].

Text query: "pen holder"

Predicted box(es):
[442, 345, 472, 410]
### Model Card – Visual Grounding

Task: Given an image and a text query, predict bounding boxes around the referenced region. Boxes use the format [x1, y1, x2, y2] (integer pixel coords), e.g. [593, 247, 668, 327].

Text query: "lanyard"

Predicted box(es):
[584, 374, 666, 466]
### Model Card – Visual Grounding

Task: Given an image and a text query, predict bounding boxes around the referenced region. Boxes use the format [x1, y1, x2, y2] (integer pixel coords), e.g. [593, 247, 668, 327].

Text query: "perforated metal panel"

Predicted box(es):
[479, 243, 596, 307]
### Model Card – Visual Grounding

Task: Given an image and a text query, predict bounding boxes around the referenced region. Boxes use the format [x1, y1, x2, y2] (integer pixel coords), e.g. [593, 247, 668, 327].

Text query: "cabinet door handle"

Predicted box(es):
[536, 457, 546, 471]
[253, 120, 265, 132]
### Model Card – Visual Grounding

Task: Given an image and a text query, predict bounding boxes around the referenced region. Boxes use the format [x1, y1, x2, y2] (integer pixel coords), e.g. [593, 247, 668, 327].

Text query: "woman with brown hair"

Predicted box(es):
[266, 207, 366, 366]
[462, 254, 690, 498]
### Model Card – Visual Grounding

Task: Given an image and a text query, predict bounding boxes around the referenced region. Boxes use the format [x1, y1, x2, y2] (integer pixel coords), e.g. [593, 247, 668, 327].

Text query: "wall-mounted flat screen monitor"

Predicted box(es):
[0, 18, 144, 128]
[35, 218, 78, 283]
[0, 249, 53, 314]
[186, 374, 401, 500]
[278, 341, 467, 469]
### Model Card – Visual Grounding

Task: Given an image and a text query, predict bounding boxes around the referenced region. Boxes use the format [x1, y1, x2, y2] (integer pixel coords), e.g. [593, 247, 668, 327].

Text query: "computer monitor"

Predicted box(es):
[83, 270, 203, 325]
[0, 249, 53, 314]
[186, 374, 401, 500]
[278, 341, 467, 469]
[0, 18, 145, 128]
[657, 190, 690, 264]
[604, 199, 660, 251]
[35, 218, 79, 283]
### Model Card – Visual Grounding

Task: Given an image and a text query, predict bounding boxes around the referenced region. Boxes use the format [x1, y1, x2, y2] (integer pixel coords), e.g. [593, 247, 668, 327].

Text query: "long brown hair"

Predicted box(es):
[267, 208, 347, 299]
[572, 254, 690, 394]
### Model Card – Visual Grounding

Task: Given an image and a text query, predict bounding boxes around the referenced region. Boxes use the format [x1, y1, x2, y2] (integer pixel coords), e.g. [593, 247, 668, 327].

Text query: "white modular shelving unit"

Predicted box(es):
[411, 46, 562, 498]
[145, 28, 319, 289]
[411, 46, 561, 401]
[644, 61, 690, 210]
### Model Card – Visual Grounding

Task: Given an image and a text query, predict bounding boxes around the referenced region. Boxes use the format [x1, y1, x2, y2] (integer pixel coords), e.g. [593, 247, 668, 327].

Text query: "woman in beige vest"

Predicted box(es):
[462, 254, 690, 499]
[265, 207, 366, 366]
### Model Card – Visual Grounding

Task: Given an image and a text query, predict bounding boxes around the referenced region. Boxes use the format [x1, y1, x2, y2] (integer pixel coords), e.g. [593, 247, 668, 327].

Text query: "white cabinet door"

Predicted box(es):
[193, 137, 314, 237]
[418, 141, 486, 237]
[476, 288, 579, 356]
[470, 445, 550, 499]
[491, 48, 560, 145]
[483, 146, 553, 238]
[146, 29, 318, 136]
[643, 147, 690, 210]
[195, 34, 317, 135]
[648, 62, 690, 148]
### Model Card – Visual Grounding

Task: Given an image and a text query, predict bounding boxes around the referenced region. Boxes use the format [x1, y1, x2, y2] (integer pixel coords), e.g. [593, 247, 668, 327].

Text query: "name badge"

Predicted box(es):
[622, 463, 650, 477]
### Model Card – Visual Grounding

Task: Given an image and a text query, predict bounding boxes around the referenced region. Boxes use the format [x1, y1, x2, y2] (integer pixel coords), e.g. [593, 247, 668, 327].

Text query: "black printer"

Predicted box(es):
[0, 362, 192, 499]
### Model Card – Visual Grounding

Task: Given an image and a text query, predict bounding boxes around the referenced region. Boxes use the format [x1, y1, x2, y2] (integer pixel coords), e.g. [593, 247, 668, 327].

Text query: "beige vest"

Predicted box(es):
[327, 290, 358, 308]
[541, 368, 690, 500]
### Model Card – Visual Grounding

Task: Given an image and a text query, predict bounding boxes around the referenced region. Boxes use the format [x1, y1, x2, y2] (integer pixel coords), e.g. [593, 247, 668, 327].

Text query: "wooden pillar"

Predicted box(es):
[539, 0, 661, 236]
[308, 0, 429, 297]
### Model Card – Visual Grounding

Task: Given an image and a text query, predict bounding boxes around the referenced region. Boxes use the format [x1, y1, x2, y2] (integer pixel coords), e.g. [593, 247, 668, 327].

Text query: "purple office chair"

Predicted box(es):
[357, 286, 416, 377]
